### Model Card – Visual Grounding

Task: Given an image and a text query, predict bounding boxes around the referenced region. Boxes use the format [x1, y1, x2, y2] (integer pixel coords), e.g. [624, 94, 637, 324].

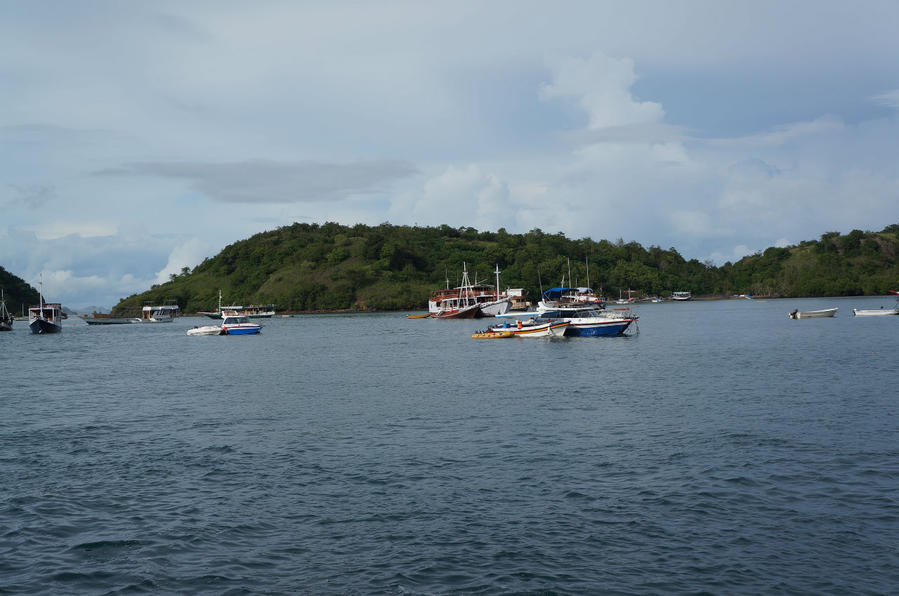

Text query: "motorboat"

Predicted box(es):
[531, 290, 638, 337]
[789, 307, 838, 319]
[671, 291, 692, 301]
[220, 311, 262, 335]
[186, 324, 225, 336]
[852, 306, 899, 316]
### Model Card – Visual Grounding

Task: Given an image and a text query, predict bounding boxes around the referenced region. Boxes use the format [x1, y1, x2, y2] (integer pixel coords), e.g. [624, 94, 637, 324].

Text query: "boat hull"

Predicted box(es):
[187, 325, 225, 336]
[83, 317, 142, 325]
[223, 326, 261, 335]
[432, 305, 481, 319]
[565, 319, 634, 337]
[29, 319, 62, 334]
[790, 308, 838, 319]
[852, 308, 899, 316]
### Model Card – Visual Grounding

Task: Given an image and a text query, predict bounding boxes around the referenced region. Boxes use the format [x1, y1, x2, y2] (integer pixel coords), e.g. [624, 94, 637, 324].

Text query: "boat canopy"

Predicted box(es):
[541, 287, 575, 300]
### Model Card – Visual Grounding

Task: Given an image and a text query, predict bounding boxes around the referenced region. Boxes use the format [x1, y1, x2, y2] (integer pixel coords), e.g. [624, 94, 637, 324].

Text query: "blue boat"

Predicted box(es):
[221, 312, 262, 335]
[535, 288, 637, 337]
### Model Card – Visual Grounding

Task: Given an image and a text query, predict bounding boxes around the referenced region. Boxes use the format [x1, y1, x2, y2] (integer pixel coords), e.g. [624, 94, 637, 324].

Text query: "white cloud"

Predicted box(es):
[871, 89, 899, 109]
[540, 52, 664, 129]
[154, 237, 214, 284]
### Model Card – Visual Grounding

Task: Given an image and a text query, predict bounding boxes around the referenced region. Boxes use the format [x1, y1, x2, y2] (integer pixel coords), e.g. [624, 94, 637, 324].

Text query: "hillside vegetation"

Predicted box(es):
[112, 223, 899, 314]
[0, 267, 40, 315]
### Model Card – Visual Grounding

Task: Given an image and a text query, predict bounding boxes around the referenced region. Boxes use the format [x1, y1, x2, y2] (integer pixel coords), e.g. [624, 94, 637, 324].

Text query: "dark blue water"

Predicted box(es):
[2, 297, 898, 594]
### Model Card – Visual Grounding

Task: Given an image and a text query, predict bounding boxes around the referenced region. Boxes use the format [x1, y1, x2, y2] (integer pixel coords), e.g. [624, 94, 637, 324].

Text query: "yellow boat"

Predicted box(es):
[406, 313, 431, 319]
[471, 329, 514, 339]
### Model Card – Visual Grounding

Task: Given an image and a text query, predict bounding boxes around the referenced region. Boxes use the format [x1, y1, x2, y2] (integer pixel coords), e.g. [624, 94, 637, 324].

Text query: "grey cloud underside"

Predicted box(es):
[99, 160, 420, 203]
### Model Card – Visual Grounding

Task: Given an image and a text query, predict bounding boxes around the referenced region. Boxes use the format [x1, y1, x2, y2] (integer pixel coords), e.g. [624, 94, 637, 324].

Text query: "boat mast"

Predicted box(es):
[494, 264, 501, 298]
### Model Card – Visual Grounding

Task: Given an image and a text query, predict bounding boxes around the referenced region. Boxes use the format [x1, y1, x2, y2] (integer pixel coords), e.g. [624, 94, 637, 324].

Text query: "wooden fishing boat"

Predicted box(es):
[406, 313, 431, 319]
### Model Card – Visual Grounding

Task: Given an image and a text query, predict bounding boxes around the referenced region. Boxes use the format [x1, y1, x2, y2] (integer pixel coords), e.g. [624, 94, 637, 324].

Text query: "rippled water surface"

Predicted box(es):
[2, 297, 898, 594]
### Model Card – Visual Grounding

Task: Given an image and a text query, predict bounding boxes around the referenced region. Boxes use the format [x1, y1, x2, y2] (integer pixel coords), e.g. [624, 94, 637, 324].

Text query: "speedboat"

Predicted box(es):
[186, 324, 225, 336]
[533, 290, 637, 337]
[220, 311, 262, 335]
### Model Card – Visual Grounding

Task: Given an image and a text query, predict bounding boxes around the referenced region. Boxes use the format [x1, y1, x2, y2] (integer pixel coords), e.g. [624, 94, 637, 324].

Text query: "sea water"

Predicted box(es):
[2, 297, 898, 594]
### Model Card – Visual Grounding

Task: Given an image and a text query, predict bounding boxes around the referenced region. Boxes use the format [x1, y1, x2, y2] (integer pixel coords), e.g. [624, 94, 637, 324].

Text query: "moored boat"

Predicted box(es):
[671, 291, 692, 301]
[141, 304, 179, 322]
[532, 289, 638, 337]
[429, 263, 511, 318]
[488, 318, 569, 338]
[789, 307, 838, 319]
[186, 323, 225, 336]
[221, 311, 262, 335]
[471, 329, 514, 339]
[852, 306, 899, 316]
[0, 289, 13, 331]
[28, 277, 62, 334]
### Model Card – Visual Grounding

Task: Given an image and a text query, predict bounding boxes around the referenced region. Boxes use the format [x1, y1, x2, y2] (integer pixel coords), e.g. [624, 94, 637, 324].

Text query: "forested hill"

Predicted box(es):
[0, 267, 40, 315]
[113, 223, 899, 314]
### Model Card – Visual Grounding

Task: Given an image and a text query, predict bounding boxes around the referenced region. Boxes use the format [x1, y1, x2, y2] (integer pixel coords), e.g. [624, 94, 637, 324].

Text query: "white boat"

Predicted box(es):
[789, 307, 838, 319]
[671, 291, 692, 301]
[531, 289, 638, 337]
[28, 276, 63, 334]
[489, 318, 569, 338]
[198, 290, 275, 318]
[852, 306, 899, 316]
[141, 304, 179, 322]
[221, 311, 262, 335]
[0, 289, 13, 331]
[186, 323, 225, 336]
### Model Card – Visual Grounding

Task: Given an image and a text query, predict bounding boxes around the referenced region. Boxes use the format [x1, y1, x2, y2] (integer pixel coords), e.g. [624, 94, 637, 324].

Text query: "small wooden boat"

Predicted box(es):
[406, 313, 431, 319]
[471, 329, 514, 339]
[789, 307, 838, 319]
[489, 319, 569, 338]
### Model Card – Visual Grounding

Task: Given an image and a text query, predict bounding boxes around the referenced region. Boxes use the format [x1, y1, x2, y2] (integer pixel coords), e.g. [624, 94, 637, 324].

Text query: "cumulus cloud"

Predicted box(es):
[539, 52, 664, 128]
[99, 160, 419, 204]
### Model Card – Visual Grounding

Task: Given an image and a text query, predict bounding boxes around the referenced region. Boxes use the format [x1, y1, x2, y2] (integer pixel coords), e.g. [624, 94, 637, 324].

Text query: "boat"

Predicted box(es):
[28, 276, 63, 334]
[141, 304, 179, 322]
[220, 311, 262, 335]
[671, 291, 692, 301]
[429, 264, 511, 318]
[471, 329, 514, 339]
[186, 323, 225, 336]
[0, 289, 13, 331]
[530, 289, 638, 337]
[852, 306, 899, 316]
[789, 308, 838, 319]
[488, 318, 569, 338]
[406, 313, 431, 319]
[198, 290, 275, 319]
[81, 312, 142, 325]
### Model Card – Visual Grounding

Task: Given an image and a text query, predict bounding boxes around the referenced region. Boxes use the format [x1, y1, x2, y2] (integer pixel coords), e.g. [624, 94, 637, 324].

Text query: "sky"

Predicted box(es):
[2, 1, 899, 310]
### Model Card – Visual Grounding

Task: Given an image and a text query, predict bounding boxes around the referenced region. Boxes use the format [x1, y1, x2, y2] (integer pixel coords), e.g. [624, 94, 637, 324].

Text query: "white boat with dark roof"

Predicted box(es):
[28, 277, 63, 334]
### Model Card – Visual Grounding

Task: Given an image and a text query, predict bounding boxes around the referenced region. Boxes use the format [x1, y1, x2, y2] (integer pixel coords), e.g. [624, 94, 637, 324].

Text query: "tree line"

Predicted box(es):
[109, 223, 899, 314]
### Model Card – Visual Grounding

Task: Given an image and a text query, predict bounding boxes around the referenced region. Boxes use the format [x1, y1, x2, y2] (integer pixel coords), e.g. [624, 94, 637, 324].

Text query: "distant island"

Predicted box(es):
[107, 223, 899, 315]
